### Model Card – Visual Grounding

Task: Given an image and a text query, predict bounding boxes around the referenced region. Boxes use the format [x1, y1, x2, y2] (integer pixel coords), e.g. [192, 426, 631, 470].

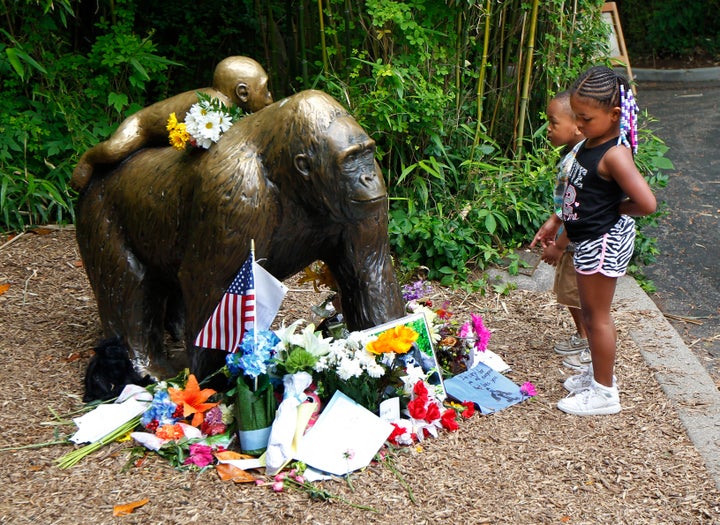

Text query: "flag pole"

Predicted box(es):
[251, 239, 258, 391]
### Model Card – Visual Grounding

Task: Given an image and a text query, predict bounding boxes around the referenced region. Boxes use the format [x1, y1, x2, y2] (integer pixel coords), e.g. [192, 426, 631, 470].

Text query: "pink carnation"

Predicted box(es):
[183, 443, 214, 468]
[520, 381, 537, 397]
[471, 314, 491, 352]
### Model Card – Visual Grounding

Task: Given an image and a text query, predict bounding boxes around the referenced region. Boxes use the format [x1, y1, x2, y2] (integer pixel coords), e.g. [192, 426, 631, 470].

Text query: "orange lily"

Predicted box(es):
[168, 374, 218, 427]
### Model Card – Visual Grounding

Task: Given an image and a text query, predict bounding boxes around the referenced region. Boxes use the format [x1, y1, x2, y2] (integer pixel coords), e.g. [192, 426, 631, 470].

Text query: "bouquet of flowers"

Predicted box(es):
[166, 92, 243, 151]
[128, 371, 233, 469]
[403, 279, 492, 376]
[225, 329, 280, 455]
[272, 319, 421, 412]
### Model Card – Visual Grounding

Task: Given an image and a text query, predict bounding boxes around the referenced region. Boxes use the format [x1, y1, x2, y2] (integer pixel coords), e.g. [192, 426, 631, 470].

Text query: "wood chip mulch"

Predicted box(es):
[1, 229, 719, 524]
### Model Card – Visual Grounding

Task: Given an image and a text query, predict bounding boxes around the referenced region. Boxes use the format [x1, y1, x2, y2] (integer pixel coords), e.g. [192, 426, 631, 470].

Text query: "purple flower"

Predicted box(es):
[402, 280, 432, 302]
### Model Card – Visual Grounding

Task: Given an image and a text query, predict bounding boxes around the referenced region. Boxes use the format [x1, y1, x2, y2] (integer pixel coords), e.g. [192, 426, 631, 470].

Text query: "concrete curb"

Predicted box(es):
[614, 275, 720, 491]
[489, 262, 720, 491]
[634, 67, 720, 83]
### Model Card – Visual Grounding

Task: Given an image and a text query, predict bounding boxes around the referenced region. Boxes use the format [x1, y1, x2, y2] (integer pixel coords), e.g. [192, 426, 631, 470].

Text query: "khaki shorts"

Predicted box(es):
[553, 250, 580, 309]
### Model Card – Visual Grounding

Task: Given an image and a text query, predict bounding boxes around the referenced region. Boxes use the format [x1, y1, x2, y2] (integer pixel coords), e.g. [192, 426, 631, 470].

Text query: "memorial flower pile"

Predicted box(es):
[58, 277, 537, 496]
[272, 320, 412, 412]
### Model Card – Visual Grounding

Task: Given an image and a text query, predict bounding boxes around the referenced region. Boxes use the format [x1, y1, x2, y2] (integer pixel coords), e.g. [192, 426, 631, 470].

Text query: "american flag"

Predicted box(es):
[194, 254, 255, 352]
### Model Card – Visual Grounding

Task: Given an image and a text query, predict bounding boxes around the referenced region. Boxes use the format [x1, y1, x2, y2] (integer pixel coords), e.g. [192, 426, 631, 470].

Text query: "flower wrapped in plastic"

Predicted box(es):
[129, 372, 233, 468]
[226, 329, 280, 456]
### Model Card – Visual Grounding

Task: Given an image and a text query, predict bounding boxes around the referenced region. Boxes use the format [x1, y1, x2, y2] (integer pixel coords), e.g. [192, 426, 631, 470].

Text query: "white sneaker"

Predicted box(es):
[562, 349, 591, 371]
[563, 364, 616, 393]
[563, 364, 593, 392]
[557, 380, 621, 416]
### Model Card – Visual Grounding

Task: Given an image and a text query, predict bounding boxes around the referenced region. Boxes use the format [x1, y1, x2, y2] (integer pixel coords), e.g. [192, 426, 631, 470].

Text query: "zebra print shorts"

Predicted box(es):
[573, 215, 636, 277]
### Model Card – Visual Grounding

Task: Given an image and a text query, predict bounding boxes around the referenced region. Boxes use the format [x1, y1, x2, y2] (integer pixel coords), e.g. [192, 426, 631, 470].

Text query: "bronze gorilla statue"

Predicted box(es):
[75, 89, 405, 382]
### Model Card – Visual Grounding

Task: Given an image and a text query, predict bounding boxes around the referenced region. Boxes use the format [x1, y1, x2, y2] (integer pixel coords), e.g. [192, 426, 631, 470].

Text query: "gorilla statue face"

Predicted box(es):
[327, 117, 385, 203]
[294, 115, 387, 221]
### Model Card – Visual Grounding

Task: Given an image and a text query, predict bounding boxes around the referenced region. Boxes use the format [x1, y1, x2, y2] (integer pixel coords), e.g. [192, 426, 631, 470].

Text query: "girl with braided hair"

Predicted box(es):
[554, 66, 656, 415]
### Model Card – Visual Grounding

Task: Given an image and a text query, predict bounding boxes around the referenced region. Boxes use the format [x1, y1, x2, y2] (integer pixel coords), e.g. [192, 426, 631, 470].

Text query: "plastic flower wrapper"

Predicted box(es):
[225, 329, 280, 456]
[264, 371, 315, 475]
[131, 422, 203, 452]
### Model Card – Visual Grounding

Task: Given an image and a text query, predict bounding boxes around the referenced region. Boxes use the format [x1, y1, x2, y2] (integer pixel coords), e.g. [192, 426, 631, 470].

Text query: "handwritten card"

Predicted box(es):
[443, 362, 524, 414]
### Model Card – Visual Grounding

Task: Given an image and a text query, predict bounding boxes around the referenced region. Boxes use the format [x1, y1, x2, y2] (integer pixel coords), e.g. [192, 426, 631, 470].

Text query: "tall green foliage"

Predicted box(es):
[0, 0, 672, 290]
[620, 0, 720, 58]
[0, 0, 177, 232]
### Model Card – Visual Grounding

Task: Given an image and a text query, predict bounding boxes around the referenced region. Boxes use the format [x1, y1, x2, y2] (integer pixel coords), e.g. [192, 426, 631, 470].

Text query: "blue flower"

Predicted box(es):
[227, 329, 280, 379]
[141, 389, 178, 427]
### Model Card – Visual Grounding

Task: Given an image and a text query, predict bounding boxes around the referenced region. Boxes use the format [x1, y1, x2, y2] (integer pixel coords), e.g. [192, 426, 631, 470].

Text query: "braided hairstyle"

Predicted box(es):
[570, 66, 639, 155]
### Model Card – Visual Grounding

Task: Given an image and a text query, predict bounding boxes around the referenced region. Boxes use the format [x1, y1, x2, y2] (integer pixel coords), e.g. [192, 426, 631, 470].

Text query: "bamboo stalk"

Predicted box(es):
[317, 0, 328, 75]
[299, 0, 308, 86]
[516, 0, 540, 158]
[471, 0, 493, 163]
[454, 9, 463, 114]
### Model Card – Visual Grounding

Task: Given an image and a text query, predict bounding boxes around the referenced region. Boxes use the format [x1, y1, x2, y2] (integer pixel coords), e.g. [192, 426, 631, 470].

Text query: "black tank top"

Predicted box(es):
[562, 138, 625, 242]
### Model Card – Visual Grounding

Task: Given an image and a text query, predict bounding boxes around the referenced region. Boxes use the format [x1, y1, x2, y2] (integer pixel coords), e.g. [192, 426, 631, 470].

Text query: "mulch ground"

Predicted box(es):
[1, 228, 719, 525]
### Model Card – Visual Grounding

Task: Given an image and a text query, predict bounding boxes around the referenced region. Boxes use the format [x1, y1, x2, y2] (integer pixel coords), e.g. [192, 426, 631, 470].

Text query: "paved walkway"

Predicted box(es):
[635, 76, 720, 385]
[633, 70, 720, 491]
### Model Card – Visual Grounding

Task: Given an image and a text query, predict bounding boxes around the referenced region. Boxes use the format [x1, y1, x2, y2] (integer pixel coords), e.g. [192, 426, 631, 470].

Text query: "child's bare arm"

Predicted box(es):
[531, 213, 562, 248]
[602, 146, 657, 217]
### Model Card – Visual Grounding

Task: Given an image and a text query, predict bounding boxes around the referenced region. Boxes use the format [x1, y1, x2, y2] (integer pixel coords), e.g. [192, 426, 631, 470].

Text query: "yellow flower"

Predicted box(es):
[166, 112, 179, 131]
[168, 124, 190, 151]
[366, 325, 419, 355]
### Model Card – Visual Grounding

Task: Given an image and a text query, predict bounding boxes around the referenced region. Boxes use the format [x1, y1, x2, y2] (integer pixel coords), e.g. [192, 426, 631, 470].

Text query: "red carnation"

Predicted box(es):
[441, 409, 459, 431]
[425, 401, 441, 422]
[407, 397, 428, 420]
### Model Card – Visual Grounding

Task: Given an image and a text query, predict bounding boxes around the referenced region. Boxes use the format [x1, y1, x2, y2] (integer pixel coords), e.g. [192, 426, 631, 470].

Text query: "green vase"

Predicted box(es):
[234, 375, 276, 456]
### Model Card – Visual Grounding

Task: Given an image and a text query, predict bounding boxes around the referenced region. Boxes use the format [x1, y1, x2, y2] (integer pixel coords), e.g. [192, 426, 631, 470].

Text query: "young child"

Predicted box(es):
[555, 65, 656, 416]
[71, 56, 273, 191]
[531, 91, 589, 366]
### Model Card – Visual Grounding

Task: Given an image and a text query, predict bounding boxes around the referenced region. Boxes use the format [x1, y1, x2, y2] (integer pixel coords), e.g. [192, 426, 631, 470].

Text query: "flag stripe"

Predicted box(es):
[194, 255, 256, 352]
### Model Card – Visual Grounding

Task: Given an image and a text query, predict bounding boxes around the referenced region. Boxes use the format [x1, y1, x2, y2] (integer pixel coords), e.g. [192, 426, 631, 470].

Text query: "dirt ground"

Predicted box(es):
[1, 228, 719, 525]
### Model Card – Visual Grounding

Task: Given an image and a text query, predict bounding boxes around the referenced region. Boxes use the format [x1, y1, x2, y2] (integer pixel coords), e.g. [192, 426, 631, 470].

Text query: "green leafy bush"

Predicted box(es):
[0, 0, 675, 293]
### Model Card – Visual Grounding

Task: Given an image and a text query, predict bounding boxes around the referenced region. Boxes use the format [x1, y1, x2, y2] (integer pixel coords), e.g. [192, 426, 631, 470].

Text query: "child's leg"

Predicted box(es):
[567, 306, 587, 339]
[576, 272, 618, 387]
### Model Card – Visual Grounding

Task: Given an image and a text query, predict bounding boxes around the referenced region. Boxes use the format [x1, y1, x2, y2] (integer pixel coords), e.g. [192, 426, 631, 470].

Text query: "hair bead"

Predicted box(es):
[618, 83, 639, 155]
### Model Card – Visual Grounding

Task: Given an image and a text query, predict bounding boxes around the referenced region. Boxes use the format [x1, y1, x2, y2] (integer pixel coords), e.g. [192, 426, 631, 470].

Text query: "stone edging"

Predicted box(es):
[634, 67, 720, 83]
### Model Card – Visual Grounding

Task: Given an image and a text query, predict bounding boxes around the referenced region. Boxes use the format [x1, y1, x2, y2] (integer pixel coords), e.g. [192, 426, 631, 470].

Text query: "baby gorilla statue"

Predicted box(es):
[71, 56, 273, 191]
[83, 337, 154, 402]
